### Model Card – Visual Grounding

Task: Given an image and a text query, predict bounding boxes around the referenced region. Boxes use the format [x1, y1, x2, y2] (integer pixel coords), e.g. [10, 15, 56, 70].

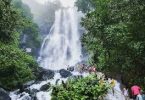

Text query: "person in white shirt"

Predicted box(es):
[123, 87, 129, 100]
[136, 91, 143, 100]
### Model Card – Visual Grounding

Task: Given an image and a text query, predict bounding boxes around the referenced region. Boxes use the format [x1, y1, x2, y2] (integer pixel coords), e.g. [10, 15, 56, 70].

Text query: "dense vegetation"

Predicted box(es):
[13, 0, 41, 57]
[0, 44, 37, 89]
[52, 75, 109, 100]
[77, 0, 145, 88]
[75, 0, 95, 13]
[0, 0, 38, 90]
[0, 0, 144, 95]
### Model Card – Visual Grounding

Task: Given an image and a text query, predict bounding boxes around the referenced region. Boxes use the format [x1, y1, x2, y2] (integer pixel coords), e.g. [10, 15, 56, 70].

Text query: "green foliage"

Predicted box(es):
[75, 0, 95, 13]
[82, 0, 145, 87]
[51, 75, 109, 100]
[0, 43, 38, 90]
[0, 0, 38, 90]
[0, 0, 22, 44]
[12, 0, 41, 56]
[12, 0, 33, 20]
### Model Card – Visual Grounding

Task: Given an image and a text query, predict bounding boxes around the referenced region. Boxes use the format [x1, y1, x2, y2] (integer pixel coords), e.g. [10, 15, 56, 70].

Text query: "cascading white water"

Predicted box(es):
[38, 0, 82, 70]
[10, 1, 84, 100]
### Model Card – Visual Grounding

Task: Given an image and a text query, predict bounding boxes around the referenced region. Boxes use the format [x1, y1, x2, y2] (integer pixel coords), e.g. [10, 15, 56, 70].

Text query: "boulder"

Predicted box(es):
[0, 88, 11, 100]
[17, 83, 24, 93]
[40, 83, 51, 91]
[19, 93, 31, 100]
[37, 67, 55, 81]
[67, 66, 74, 72]
[24, 88, 39, 100]
[23, 80, 35, 88]
[59, 69, 72, 78]
[25, 88, 39, 95]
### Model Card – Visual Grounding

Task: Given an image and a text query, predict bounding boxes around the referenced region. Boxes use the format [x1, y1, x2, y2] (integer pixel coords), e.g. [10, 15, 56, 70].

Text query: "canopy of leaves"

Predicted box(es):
[0, 0, 38, 90]
[82, 0, 145, 87]
[0, 43, 38, 90]
[12, 0, 41, 57]
[0, 0, 22, 44]
[75, 0, 95, 13]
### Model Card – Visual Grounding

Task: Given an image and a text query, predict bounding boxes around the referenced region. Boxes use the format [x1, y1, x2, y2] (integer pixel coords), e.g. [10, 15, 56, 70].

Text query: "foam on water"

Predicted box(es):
[36, 91, 52, 100]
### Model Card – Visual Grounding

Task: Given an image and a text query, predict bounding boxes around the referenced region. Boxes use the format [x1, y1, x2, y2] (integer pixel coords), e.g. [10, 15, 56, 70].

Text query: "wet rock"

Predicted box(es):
[70, 75, 83, 79]
[31, 89, 39, 94]
[37, 67, 55, 81]
[59, 69, 72, 78]
[17, 83, 24, 93]
[30, 89, 39, 100]
[55, 79, 60, 85]
[18, 80, 35, 93]
[24, 88, 30, 94]
[25, 88, 39, 95]
[67, 66, 74, 72]
[0, 88, 11, 100]
[33, 81, 42, 84]
[23, 80, 35, 88]
[19, 93, 31, 100]
[40, 83, 51, 91]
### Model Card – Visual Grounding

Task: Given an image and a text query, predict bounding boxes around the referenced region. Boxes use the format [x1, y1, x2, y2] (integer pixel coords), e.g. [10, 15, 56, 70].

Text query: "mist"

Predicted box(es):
[22, 0, 83, 36]
[22, 0, 61, 35]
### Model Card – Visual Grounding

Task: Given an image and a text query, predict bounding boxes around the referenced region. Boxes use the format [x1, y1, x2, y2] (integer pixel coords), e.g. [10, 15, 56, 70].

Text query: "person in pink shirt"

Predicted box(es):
[131, 85, 141, 100]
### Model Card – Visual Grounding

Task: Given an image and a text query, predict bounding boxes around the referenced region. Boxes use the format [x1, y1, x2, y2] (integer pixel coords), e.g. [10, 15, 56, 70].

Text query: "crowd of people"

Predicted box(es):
[107, 78, 145, 100]
[122, 85, 145, 100]
[75, 63, 97, 74]
[67, 64, 145, 100]
[106, 78, 145, 100]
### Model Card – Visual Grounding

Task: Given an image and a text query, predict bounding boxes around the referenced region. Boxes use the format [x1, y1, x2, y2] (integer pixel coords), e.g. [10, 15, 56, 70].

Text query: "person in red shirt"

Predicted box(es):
[131, 85, 141, 100]
[88, 66, 96, 73]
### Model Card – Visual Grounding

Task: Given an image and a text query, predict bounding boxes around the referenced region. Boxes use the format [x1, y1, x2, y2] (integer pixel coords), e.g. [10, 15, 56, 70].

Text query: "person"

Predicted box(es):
[79, 64, 84, 73]
[136, 91, 143, 100]
[110, 78, 116, 96]
[142, 91, 145, 100]
[88, 66, 96, 73]
[123, 87, 129, 100]
[131, 85, 141, 100]
[92, 66, 96, 72]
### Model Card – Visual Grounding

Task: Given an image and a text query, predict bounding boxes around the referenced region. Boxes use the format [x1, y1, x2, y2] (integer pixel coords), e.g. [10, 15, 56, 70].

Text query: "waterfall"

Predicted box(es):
[10, 1, 85, 100]
[38, 1, 82, 70]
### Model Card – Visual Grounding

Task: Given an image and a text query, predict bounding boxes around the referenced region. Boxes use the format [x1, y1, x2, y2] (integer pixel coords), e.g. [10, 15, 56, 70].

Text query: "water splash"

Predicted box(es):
[38, 1, 82, 70]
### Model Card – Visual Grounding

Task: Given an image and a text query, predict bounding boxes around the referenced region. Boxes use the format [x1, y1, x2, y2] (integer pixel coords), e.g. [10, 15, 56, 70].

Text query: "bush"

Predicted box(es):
[51, 74, 109, 100]
[0, 44, 38, 90]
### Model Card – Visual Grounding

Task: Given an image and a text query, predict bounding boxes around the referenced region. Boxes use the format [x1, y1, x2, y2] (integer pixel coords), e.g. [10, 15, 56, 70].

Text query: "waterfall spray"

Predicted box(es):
[38, 0, 82, 70]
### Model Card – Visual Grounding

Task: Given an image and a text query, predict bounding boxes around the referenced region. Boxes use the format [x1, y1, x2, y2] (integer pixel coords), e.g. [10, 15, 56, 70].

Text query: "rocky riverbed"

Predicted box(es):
[0, 67, 126, 100]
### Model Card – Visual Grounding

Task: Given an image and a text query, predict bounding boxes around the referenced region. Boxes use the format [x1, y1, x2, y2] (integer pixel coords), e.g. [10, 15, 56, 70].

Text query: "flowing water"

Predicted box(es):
[9, 0, 125, 100]
[38, 0, 82, 70]
[10, 0, 84, 100]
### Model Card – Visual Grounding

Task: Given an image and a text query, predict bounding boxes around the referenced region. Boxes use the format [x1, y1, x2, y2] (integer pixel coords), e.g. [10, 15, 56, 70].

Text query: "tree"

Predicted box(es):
[82, 0, 145, 87]
[12, 0, 41, 57]
[0, 44, 37, 89]
[0, 0, 38, 90]
[0, 0, 22, 44]
[75, 0, 95, 13]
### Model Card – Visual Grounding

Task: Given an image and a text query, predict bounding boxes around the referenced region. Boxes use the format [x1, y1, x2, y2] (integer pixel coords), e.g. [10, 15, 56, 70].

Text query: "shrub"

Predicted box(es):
[51, 74, 109, 100]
